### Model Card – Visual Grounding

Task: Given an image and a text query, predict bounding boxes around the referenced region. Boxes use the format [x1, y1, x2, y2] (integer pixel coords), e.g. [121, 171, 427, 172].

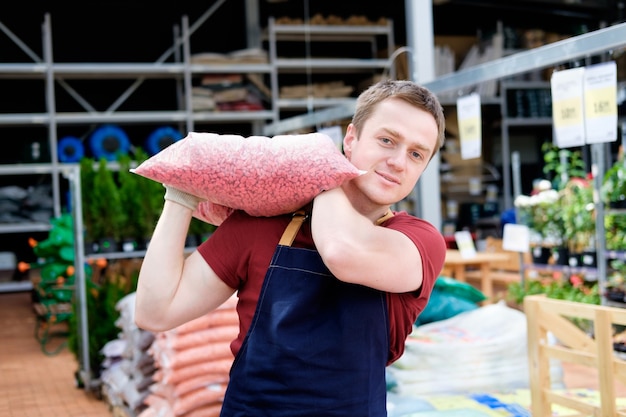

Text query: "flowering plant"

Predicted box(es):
[560, 177, 595, 253]
[514, 181, 564, 246]
[507, 273, 599, 333]
[507, 272, 600, 306]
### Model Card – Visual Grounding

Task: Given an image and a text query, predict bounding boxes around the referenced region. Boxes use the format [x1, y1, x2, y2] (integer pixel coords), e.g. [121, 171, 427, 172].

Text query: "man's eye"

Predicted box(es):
[411, 151, 422, 159]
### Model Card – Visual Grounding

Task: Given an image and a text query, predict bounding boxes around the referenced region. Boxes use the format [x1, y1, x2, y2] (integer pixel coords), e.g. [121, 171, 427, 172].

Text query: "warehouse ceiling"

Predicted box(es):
[0, 0, 618, 63]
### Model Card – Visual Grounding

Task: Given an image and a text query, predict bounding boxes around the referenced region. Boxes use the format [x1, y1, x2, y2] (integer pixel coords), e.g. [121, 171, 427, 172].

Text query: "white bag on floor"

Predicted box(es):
[388, 301, 552, 396]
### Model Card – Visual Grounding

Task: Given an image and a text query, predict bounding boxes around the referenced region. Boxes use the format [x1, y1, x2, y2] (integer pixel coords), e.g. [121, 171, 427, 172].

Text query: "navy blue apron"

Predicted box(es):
[220, 211, 392, 417]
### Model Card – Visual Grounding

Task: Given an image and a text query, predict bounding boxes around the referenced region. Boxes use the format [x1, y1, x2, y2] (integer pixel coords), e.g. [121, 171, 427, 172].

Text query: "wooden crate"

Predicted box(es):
[524, 295, 626, 416]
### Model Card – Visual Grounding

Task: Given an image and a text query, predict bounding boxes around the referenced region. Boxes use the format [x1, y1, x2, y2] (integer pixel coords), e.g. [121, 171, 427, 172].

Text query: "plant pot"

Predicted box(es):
[97, 237, 119, 253]
[139, 236, 151, 251]
[568, 253, 581, 267]
[552, 247, 570, 266]
[120, 238, 140, 253]
[84, 240, 99, 255]
[606, 287, 626, 303]
[568, 251, 597, 268]
[531, 246, 551, 264]
[579, 251, 597, 268]
[609, 199, 626, 209]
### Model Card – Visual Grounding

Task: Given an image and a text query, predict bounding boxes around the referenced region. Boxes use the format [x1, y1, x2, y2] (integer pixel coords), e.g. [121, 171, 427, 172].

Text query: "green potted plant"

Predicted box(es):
[116, 154, 145, 252]
[507, 271, 599, 333]
[80, 157, 98, 254]
[90, 158, 126, 252]
[131, 147, 164, 248]
[514, 181, 564, 263]
[560, 177, 596, 267]
[507, 273, 600, 307]
[67, 268, 138, 385]
[605, 212, 626, 252]
[605, 259, 626, 302]
[601, 156, 626, 209]
[541, 142, 587, 191]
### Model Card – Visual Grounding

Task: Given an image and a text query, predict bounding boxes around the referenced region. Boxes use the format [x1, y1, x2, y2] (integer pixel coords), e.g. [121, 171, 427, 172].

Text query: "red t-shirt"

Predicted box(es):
[198, 209, 446, 365]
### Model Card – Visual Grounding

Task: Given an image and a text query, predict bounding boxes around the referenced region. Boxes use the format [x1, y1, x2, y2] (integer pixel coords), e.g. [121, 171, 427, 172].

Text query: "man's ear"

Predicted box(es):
[343, 124, 357, 157]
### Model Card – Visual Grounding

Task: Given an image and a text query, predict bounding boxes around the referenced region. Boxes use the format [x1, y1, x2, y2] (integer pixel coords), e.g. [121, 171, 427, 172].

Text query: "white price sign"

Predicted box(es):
[456, 93, 482, 160]
[551, 67, 586, 148]
[584, 61, 617, 144]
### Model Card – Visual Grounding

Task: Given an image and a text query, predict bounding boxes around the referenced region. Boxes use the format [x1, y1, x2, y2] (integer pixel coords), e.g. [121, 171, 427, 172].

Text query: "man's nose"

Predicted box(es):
[387, 149, 406, 170]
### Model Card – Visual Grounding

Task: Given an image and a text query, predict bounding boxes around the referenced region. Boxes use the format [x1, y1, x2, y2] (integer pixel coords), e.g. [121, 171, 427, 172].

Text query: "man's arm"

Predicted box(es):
[311, 187, 423, 293]
[135, 198, 235, 332]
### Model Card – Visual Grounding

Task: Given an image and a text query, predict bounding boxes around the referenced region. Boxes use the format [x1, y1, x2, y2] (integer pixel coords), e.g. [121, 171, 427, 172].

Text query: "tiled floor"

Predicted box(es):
[0, 289, 623, 417]
[0, 290, 111, 417]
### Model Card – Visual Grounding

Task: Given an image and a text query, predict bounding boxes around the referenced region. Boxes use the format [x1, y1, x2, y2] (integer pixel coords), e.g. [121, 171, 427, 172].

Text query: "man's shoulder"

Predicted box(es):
[387, 211, 439, 231]
[386, 211, 446, 252]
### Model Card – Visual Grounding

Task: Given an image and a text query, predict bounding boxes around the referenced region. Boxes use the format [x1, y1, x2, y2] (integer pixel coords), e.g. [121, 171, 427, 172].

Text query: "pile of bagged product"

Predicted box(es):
[100, 293, 239, 417]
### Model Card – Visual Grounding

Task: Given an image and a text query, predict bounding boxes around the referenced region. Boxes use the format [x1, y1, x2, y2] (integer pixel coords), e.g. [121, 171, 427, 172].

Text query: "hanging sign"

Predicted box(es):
[456, 93, 482, 160]
[584, 61, 618, 144]
[551, 67, 585, 148]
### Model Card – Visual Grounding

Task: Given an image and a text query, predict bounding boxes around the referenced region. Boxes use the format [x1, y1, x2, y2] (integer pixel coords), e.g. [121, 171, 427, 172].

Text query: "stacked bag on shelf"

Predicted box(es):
[100, 292, 157, 416]
[139, 296, 239, 417]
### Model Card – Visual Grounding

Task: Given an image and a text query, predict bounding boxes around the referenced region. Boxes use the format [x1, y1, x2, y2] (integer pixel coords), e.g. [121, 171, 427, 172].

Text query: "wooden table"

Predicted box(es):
[443, 249, 514, 302]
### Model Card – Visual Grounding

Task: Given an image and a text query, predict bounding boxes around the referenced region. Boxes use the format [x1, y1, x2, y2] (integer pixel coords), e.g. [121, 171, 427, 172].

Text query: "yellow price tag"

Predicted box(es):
[585, 85, 616, 118]
[553, 96, 582, 128]
[459, 116, 481, 142]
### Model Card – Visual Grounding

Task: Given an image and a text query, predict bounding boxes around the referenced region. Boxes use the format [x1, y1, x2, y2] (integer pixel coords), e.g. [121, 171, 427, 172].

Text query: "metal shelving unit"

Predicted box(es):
[265, 17, 395, 118]
[499, 80, 554, 210]
[0, 13, 275, 292]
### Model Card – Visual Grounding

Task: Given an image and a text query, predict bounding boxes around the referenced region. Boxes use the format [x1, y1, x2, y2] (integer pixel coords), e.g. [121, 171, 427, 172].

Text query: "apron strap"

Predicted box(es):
[376, 210, 394, 225]
[279, 210, 308, 247]
[279, 209, 394, 247]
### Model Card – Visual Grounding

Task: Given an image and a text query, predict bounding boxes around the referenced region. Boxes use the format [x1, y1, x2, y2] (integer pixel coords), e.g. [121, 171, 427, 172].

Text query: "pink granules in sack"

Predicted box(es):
[131, 131, 360, 225]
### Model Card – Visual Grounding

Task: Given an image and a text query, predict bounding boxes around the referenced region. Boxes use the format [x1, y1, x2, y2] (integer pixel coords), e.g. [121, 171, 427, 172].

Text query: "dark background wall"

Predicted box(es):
[1, 1, 618, 63]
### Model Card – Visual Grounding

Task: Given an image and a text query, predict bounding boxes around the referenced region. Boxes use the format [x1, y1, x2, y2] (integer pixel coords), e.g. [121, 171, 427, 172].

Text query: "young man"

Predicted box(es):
[135, 79, 447, 416]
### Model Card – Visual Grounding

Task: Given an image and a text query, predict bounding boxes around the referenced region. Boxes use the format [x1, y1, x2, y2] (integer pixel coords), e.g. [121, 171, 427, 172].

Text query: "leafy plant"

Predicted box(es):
[507, 273, 600, 306]
[80, 157, 97, 244]
[607, 259, 626, 291]
[67, 270, 137, 380]
[514, 186, 563, 246]
[560, 177, 595, 253]
[601, 157, 626, 206]
[605, 212, 626, 251]
[117, 153, 146, 242]
[91, 157, 126, 241]
[132, 147, 164, 242]
[541, 142, 587, 191]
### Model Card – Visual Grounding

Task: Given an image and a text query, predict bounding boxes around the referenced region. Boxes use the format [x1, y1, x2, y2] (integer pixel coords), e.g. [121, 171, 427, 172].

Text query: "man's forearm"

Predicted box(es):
[135, 201, 193, 326]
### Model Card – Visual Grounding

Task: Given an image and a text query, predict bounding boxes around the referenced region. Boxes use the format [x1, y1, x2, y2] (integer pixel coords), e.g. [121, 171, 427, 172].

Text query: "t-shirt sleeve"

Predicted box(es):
[385, 213, 446, 295]
[196, 210, 287, 290]
[384, 213, 447, 364]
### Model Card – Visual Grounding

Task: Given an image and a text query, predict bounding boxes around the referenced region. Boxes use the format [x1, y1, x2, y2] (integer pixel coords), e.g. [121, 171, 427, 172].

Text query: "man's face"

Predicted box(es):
[343, 98, 439, 207]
